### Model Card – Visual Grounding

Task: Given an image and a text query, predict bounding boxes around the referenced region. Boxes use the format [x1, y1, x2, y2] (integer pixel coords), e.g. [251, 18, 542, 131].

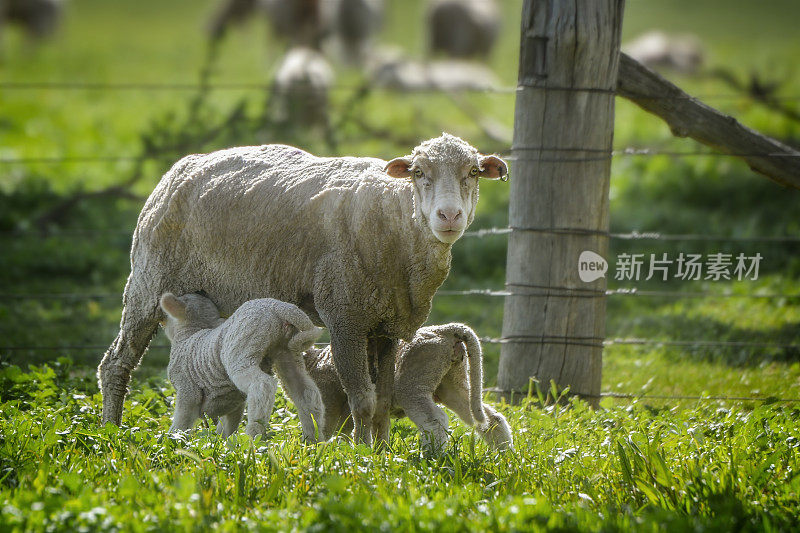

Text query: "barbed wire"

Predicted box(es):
[4, 226, 795, 244]
[478, 337, 800, 350]
[462, 227, 800, 243]
[3, 288, 799, 302]
[3, 337, 796, 351]
[483, 387, 800, 403]
[4, 81, 800, 102]
[5, 147, 800, 165]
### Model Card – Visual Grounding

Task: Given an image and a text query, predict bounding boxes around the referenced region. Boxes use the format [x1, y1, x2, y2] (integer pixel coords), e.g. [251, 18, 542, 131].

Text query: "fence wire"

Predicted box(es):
[4, 147, 800, 165]
[5, 226, 799, 244]
[4, 81, 800, 102]
[483, 387, 800, 403]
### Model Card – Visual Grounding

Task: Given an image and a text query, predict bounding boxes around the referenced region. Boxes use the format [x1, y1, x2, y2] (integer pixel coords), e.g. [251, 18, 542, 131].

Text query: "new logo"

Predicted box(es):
[578, 251, 608, 283]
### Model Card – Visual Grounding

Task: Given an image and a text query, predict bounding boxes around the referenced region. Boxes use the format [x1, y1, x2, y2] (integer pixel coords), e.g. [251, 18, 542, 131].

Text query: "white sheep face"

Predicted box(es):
[385, 133, 507, 244]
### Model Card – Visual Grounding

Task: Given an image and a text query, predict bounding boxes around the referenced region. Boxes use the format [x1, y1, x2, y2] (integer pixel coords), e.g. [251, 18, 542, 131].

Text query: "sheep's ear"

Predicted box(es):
[479, 155, 509, 181]
[384, 157, 412, 178]
[160, 293, 187, 321]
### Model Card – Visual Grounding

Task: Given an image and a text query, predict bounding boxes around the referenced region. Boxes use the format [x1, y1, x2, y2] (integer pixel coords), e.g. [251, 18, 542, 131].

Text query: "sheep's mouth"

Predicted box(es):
[432, 228, 464, 244]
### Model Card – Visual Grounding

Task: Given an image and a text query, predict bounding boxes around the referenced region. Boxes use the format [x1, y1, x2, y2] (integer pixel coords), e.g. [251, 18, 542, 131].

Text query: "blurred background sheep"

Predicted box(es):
[0, 0, 65, 45]
[270, 46, 334, 129]
[428, 0, 500, 60]
[623, 30, 705, 75]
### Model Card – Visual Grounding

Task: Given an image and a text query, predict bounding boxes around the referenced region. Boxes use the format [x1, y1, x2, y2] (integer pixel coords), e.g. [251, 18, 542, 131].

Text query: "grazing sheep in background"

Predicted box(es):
[305, 323, 513, 452]
[208, 0, 327, 48]
[428, 0, 500, 60]
[333, 0, 383, 65]
[272, 47, 334, 128]
[160, 292, 324, 441]
[97, 133, 508, 448]
[368, 47, 500, 92]
[207, 0, 258, 41]
[623, 31, 705, 75]
[1, 0, 64, 41]
[263, 0, 327, 49]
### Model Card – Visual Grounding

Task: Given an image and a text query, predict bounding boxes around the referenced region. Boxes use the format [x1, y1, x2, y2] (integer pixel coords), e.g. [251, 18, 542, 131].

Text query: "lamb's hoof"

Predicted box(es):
[245, 421, 267, 440]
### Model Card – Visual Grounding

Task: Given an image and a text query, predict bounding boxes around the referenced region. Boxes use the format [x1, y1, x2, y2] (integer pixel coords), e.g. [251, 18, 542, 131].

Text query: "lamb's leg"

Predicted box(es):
[170, 386, 202, 433]
[476, 404, 513, 451]
[97, 275, 162, 425]
[371, 335, 397, 448]
[328, 327, 373, 446]
[274, 351, 326, 443]
[434, 378, 474, 426]
[230, 367, 279, 439]
[396, 393, 450, 454]
[394, 347, 454, 453]
[216, 402, 245, 438]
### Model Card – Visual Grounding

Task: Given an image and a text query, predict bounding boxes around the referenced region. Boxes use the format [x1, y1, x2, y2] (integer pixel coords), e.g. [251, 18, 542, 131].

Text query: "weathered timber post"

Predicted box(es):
[497, 0, 624, 404]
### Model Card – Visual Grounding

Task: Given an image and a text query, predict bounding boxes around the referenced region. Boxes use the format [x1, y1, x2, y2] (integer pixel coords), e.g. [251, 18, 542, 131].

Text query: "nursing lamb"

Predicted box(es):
[97, 133, 508, 447]
[160, 292, 324, 441]
[304, 323, 513, 452]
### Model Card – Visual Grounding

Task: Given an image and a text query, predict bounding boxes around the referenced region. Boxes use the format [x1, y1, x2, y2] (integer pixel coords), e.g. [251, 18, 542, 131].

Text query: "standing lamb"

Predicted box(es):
[304, 323, 513, 452]
[160, 292, 325, 441]
[97, 133, 508, 447]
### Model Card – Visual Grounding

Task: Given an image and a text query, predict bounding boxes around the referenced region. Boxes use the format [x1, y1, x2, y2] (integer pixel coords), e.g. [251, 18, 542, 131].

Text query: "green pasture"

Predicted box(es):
[1, 0, 799, 530]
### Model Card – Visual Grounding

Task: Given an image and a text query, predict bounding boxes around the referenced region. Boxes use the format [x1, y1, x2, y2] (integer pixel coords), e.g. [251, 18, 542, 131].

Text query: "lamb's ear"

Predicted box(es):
[384, 157, 412, 178]
[160, 293, 187, 321]
[479, 154, 509, 181]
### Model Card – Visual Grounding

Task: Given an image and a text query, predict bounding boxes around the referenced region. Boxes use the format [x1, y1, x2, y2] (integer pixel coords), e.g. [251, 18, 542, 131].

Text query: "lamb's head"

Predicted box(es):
[384, 133, 507, 244]
[159, 292, 225, 341]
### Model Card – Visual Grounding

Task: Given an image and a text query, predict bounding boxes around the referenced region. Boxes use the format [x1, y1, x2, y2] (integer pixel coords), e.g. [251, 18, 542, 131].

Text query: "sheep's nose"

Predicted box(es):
[437, 208, 463, 223]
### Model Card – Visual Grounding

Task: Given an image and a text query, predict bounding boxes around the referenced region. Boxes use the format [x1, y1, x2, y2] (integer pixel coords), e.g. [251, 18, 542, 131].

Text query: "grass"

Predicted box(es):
[2, 0, 800, 530]
[1, 361, 799, 532]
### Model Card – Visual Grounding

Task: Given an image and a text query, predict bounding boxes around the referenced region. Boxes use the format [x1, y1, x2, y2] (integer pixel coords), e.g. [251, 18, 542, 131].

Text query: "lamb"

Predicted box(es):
[428, 0, 500, 60]
[304, 323, 513, 452]
[159, 292, 325, 441]
[271, 47, 334, 129]
[97, 133, 508, 448]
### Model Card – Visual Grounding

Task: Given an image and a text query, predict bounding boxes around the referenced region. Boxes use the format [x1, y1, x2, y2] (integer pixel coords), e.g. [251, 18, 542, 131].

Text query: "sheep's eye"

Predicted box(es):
[414, 168, 424, 179]
[469, 166, 479, 176]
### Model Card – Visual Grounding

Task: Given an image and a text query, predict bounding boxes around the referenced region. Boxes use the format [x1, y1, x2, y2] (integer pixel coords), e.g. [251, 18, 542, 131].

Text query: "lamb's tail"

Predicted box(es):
[436, 323, 487, 428]
[274, 303, 323, 353]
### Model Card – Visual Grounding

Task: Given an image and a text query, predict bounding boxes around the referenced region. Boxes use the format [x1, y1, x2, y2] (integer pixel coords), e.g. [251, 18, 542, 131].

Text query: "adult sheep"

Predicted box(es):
[97, 133, 508, 446]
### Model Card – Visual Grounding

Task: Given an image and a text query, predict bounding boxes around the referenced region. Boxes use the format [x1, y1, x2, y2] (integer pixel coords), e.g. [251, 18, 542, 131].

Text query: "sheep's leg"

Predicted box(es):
[216, 402, 245, 438]
[230, 367, 279, 440]
[274, 351, 326, 443]
[170, 386, 202, 433]
[98, 276, 162, 425]
[328, 327, 373, 446]
[371, 335, 397, 449]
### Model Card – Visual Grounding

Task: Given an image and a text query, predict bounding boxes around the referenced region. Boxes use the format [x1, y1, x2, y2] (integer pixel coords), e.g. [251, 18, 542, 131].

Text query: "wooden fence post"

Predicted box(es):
[497, 0, 625, 404]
